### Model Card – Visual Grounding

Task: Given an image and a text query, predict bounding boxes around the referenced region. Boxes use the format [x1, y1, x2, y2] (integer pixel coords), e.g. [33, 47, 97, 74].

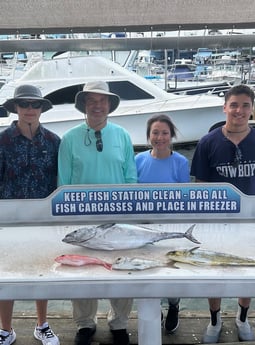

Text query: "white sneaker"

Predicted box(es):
[202, 322, 222, 344]
[0, 329, 16, 345]
[236, 318, 255, 341]
[202, 310, 222, 344]
[34, 324, 60, 345]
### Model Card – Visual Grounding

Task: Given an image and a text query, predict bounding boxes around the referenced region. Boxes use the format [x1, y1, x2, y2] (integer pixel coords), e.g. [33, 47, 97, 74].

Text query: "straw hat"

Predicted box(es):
[75, 81, 120, 114]
[3, 84, 52, 113]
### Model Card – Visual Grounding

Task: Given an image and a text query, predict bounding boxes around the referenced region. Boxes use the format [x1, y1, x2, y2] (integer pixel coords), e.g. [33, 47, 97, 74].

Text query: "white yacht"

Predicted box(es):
[0, 55, 225, 146]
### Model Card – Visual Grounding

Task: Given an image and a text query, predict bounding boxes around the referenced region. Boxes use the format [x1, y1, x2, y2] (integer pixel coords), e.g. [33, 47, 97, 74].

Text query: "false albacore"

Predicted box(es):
[62, 223, 200, 251]
[167, 247, 255, 266]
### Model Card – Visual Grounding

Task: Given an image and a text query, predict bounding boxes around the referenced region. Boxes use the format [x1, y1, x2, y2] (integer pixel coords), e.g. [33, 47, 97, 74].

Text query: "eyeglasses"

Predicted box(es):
[16, 100, 42, 109]
[232, 146, 242, 167]
[95, 130, 103, 152]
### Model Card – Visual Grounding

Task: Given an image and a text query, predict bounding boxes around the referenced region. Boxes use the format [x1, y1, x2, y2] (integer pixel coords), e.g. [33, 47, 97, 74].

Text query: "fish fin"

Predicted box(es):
[184, 224, 201, 244]
[185, 261, 200, 266]
[166, 260, 179, 269]
[97, 223, 115, 229]
[189, 246, 200, 253]
[175, 259, 200, 267]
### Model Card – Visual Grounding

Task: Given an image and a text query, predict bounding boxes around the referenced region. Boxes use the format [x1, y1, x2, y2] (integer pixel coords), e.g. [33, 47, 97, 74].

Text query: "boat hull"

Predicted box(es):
[0, 98, 225, 146]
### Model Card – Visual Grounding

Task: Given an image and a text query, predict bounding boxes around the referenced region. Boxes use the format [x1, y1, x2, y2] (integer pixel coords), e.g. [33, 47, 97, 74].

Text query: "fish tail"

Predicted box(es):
[184, 224, 201, 244]
[103, 262, 112, 270]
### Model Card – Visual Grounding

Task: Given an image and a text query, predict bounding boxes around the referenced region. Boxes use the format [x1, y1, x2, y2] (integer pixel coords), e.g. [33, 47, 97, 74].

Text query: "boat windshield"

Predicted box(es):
[45, 81, 154, 106]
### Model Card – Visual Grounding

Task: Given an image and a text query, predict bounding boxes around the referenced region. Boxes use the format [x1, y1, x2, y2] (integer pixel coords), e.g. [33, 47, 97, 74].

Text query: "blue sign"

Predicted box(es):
[52, 184, 241, 216]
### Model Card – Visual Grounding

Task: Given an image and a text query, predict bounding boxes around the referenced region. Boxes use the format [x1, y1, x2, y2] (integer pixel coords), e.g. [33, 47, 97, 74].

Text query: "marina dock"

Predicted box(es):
[11, 305, 255, 344]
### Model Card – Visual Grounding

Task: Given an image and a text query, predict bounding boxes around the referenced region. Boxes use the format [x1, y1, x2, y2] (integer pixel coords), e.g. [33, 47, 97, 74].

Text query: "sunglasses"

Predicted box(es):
[95, 130, 103, 152]
[232, 146, 242, 168]
[16, 100, 42, 109]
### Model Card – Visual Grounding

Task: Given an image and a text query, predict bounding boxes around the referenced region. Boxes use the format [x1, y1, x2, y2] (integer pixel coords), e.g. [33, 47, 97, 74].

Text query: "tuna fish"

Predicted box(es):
[62, 223, 200, 251]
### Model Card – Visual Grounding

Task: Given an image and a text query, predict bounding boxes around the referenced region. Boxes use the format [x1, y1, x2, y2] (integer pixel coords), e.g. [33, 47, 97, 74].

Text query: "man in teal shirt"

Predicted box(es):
[58, 81, 137, 345]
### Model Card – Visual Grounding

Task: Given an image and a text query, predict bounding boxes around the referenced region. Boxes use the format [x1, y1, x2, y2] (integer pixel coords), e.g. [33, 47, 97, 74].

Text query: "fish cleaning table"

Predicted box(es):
[1, 183, 255, 345]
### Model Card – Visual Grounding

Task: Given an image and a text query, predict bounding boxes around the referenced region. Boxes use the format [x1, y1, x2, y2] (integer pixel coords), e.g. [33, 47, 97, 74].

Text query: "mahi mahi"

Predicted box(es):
[62, 223, 200, 251]
[167, 247, 255, 266]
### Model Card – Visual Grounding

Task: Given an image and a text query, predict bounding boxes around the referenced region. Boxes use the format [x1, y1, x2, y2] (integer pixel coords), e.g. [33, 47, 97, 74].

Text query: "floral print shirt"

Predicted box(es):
[0, 121, 60, 199]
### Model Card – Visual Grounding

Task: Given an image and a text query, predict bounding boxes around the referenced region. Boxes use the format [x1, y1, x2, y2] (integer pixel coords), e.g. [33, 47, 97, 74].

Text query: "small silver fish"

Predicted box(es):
[167, 247, 255, 266]
[112, 256, 176, 271]
[62, 223, 200, 251]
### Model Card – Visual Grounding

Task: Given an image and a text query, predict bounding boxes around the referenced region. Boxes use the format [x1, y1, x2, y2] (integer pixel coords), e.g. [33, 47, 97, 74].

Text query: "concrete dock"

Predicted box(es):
[11, 306, 255, 344]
